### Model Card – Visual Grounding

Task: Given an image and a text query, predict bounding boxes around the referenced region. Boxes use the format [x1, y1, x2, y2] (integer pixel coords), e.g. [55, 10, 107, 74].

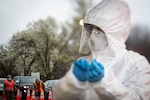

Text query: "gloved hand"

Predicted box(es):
[87, 59, 104, 83]
[73, 58, 90, 82]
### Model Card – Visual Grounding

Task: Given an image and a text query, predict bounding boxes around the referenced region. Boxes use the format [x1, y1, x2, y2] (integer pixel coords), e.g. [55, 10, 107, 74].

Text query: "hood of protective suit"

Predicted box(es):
[79, 0, 130, 60]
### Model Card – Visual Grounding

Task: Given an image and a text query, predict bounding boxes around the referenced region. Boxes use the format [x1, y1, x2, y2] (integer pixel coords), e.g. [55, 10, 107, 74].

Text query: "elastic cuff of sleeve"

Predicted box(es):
[90, 69, 114, 88]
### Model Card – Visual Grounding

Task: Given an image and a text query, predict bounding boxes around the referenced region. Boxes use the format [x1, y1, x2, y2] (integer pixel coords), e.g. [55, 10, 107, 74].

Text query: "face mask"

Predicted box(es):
[8, 78, 11, 81]
[88, 29, 108, 51]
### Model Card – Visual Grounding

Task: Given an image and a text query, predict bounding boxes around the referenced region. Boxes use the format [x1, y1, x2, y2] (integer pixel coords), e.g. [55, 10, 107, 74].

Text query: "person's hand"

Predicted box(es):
[87, 59, 104, 83]
[73, 59, 104, 83]
[73, 58, 90, 82]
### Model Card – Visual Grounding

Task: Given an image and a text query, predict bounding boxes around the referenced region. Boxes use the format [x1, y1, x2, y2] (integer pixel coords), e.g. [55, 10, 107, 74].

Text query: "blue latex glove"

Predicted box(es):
[87, 59, 104, 83]
[73, 58, 90, 81]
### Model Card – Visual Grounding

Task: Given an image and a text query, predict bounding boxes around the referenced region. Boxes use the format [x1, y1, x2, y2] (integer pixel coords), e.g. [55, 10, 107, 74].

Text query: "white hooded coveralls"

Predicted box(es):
[54, 0, 150, 100]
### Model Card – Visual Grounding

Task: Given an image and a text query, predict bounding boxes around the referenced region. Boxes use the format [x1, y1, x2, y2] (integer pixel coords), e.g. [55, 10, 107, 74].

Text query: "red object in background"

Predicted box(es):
[16, 88, 21, 100]
[26, 88, 30, 100]
[48, 89, 53, 100]
[31, 89, 35, 100]
[39, 89, 44, 100]
[2, 91, 6, 100]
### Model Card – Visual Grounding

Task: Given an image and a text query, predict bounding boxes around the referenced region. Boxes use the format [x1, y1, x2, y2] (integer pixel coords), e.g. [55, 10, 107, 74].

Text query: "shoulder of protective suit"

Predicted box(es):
[125, 50, 149, 64]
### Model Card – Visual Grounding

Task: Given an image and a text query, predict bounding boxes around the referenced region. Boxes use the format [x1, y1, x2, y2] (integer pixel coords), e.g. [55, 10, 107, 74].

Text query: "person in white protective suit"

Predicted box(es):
[54, 0, 150, 100]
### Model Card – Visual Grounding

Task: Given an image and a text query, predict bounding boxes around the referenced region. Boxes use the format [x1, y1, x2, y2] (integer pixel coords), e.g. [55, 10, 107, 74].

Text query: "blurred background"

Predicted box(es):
[0, 0, 150, 80]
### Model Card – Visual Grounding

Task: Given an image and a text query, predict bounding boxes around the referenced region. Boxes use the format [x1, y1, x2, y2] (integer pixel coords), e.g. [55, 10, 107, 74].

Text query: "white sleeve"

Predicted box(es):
[90, 54, 150, 100]
[53, 64, 88, 100]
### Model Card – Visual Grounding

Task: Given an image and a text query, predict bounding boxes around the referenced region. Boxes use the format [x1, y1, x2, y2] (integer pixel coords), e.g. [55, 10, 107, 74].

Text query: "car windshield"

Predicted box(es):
[0, 80, 5, 83]
[44, 80, 59, 88]
[0, 78, 6, 84]
[20, 77, 35, 83]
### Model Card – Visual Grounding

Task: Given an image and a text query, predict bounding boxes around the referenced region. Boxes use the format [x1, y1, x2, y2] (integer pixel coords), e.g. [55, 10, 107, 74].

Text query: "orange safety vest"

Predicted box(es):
[4, 80, 14, 92]
[34, 81, 44, 92]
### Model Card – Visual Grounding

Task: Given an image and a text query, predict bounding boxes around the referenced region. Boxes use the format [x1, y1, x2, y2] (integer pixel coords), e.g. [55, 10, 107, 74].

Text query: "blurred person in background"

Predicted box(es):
[54, 0, 150, 100]
[3, 74, 15, 100]
[33, 78, 45, 100]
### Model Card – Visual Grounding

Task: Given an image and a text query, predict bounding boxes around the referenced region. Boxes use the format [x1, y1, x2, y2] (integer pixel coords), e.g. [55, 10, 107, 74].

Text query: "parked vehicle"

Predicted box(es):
[13, 76, 36, 100]
[0, 78, 6, 95]
[44, 80, 60, 99]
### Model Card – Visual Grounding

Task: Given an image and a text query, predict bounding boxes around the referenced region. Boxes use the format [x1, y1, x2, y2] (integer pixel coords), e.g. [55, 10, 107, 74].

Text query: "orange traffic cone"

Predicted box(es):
[2, 91, 6, 100]
[16, 88, 21, 100]
[26, 88, 30, 100]
[31, 89, 35, 100]
[48, 89, 53, 100]
[39, 89, 44, 100]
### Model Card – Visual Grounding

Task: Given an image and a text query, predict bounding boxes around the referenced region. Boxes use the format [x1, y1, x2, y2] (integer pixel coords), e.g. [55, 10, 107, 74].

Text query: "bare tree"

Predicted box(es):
[0, 0, 98, 79]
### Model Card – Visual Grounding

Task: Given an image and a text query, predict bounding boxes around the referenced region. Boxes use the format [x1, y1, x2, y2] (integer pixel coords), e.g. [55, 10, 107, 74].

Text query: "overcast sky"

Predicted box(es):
[0, 0, 150, 45]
